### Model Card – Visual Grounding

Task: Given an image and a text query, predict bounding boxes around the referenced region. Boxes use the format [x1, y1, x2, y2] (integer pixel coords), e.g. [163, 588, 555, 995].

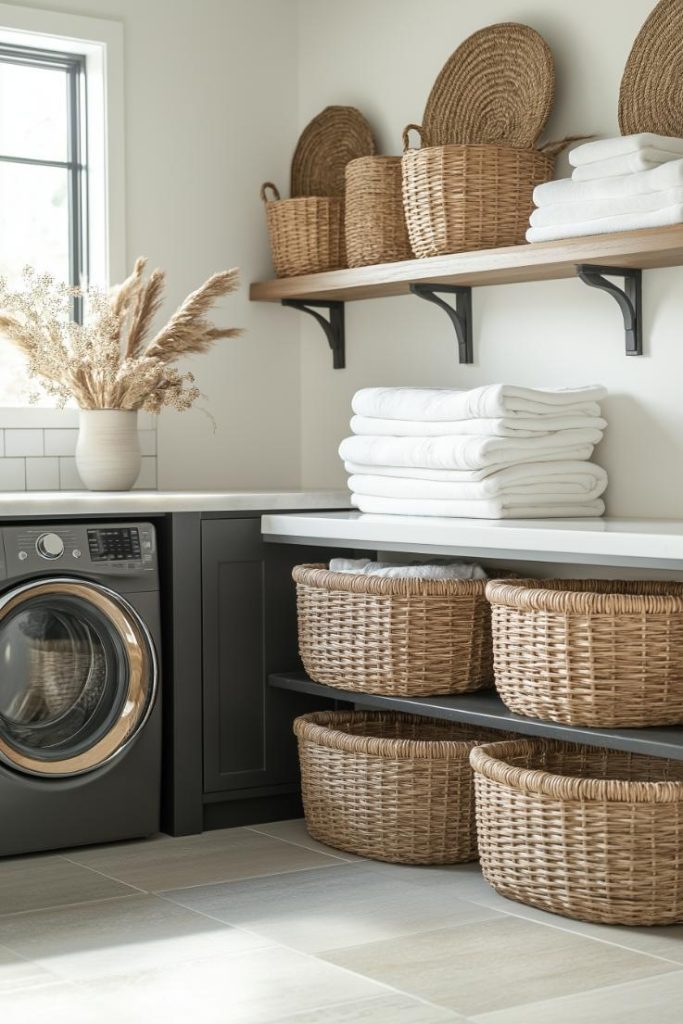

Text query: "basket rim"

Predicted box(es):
[485, 577, 683, 614]
[294, 710, 497, 759]
[292, 563, 488, 596]
[470, 739, 683, 803]
[402, 141, 555, 157]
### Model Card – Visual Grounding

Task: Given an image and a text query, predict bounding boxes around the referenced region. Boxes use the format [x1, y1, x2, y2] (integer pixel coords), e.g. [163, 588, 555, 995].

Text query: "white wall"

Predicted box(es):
[9, 0, 302, 491]
[295, 0, 683, 518]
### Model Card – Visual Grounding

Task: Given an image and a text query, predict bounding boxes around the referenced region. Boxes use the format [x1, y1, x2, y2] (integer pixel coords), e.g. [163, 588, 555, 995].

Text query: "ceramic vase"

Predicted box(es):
[75, 409, 142, 491]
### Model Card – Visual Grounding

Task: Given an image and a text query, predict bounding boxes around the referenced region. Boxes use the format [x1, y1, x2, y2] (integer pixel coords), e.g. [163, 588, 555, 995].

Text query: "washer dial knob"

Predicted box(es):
[36, 532, 64, 560]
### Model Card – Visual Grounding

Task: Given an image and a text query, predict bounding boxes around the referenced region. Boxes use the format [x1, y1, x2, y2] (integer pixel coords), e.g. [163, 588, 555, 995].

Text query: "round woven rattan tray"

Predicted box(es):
[619, 0, 683, 136]
[291, 106, 376, 197]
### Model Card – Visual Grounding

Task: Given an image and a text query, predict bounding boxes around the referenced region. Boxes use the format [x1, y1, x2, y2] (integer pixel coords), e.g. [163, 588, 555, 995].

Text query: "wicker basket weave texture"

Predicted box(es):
[290, 105, 376, 198]
[422, 22, 555, 148]
[401, 134, 555, 258]
[487, 578, 683, 727]
[260, 183, 345, 278]
[345, 156, 412, 266]
[471, 738, 683, 925]
[295, 710, 504, 864]
[619, 0, 683, 136]
[293, 564, 493, 697]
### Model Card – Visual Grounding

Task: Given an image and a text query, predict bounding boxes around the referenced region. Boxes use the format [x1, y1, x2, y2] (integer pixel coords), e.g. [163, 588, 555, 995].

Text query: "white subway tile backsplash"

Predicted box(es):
[26, 457, 60, 491]
[44, 429, 79, 457]
[5, 429, 44, 457]
[0, 423, 157, 491]
[0, 460, 26, 490]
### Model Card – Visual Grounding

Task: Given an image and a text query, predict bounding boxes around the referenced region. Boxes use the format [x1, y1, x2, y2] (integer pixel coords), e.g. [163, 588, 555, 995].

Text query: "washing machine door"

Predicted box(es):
[0, 578, 157, 777]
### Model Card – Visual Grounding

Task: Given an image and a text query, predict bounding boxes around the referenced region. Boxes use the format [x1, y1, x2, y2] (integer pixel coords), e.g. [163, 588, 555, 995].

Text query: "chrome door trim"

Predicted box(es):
[0, 577, 158, 777]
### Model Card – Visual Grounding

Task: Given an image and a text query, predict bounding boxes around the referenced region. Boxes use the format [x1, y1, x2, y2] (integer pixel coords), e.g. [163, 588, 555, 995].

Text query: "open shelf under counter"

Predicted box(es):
[270, 672, 683, 761]
[261, 511, 683, 570]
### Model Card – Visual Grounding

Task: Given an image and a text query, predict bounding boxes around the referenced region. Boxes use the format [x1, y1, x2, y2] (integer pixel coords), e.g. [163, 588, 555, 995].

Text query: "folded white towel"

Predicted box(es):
[530, 187, 683, 228]
[350, 413, 607, 438]
[533, 159, 683, 207]
[351, 385, 606, 422]
[328, 557, 487, 580]
[348, 462, 607, 502]
[350, 494, 605, 519]
[569, 134, 683, 166]
[339, 428, 604, 471]
[572, 150, 683, 182]
[526, 202, 683, 244]
[344, 457, 600, 482]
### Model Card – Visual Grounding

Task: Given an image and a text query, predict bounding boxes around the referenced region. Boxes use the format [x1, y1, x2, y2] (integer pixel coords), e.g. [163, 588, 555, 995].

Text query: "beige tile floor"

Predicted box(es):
[0, 819, 682, 1023]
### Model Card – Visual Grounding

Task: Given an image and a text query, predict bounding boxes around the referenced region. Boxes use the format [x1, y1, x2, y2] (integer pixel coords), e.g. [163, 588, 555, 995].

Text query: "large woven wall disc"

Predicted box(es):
[291, 106, 376, 197]
[619, 0, 683, 136]
[423, 22, 555, 148]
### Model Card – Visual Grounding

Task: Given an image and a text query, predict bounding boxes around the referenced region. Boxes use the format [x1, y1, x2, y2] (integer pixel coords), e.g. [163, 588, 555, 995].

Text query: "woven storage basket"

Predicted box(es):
[260, 183, 345, 278]
[293, 563, 492, 696]
[401, 126, 557, 258]
[295, 710, 504, 863]
[486, 578, 683, 727]
[471, 737, 683, 925]
[344, 156, 412, 266]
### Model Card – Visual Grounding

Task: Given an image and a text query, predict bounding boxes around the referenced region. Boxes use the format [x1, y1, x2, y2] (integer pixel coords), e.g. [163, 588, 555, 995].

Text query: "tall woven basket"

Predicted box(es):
[487, 578, 683, 726]
[401, 125, 559, 257]
[471, 738, 683, 925]
[345, 156, 412, 266]
[293, 563, 492, 696]
[260, 183, 345, 277]
[295, 710, 503, 863]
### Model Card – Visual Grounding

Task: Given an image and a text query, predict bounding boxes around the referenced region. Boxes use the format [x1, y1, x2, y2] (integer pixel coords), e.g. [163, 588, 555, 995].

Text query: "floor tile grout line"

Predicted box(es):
[59, 854, 151, 895]
[465, 894, 683, 969]
[270, 991, 464, 1023]
[245, 824, 366, 865]
[0, 891, 144, 922]
[465, 963, 683, 1022]
[152, 859, 350, 896]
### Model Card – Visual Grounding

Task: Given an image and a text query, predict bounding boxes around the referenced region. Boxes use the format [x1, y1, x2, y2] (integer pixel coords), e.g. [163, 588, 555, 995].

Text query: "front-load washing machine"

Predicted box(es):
[0, 520, 161, 856]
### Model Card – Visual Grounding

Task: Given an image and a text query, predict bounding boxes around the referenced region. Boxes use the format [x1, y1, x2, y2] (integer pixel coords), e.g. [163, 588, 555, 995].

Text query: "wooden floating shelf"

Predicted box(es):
[250, 224, 683, 303]
[270, 672, 683, 761]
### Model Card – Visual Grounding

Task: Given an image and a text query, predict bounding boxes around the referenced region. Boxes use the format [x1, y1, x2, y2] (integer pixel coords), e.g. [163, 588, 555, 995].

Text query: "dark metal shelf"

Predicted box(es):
[269, 671, 683, 761]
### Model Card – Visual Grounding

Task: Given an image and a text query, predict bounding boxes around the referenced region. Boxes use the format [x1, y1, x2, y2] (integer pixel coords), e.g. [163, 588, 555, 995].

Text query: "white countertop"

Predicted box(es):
[261, 510, 683, 569]
[0, 490, 350, 517]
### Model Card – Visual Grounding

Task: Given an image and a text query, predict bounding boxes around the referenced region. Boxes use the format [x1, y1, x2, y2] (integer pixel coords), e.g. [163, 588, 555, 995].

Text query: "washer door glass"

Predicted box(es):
[0, 579, 156, 776]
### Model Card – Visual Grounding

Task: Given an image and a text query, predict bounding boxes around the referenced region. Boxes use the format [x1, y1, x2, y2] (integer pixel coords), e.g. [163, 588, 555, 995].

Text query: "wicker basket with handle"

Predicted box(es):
[293, 563, 493, 696]
[471, 737, 683, 925]
[295, 710, 505, 863]
[344, 155, 412, 266]
[486, 578, 683, 727]
[260, 182, 345, 278]
[401, 125, 570, 258]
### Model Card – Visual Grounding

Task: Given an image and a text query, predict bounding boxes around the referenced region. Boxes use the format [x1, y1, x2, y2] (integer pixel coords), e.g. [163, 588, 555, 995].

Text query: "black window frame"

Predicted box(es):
[0, 43, 88, 319]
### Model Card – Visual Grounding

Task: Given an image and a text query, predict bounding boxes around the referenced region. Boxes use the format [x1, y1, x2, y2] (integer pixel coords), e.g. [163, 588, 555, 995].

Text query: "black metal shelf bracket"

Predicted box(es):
[409, 283, 474, 363]
[282, 299, 345, 368]
[575, 264, 643, 356]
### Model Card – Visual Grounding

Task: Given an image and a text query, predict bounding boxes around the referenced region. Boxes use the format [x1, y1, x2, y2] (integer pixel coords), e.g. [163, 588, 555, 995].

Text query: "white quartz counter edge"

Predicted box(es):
[261, 510, 683, 569]
[0, 490, 350, 517]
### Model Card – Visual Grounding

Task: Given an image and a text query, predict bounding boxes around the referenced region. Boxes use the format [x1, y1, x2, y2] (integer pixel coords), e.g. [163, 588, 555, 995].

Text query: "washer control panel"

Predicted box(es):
[0, 522, 157, 585]
[88, 527, 142, 562]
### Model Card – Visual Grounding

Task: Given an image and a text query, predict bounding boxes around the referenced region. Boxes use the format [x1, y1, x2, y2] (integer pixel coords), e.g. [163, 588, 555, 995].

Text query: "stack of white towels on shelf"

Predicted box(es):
[338, 384, 608, 519]
[527, 133, 683, 243]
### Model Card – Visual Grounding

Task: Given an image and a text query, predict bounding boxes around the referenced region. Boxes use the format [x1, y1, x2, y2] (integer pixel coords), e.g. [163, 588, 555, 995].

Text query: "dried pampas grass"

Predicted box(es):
[0, 261, 242, 411]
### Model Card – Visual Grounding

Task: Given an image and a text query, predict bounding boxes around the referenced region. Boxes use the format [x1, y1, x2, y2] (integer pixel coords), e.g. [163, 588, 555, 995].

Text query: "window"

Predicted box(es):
[0, 5, 124, 406]
[0, 44, 87, 305]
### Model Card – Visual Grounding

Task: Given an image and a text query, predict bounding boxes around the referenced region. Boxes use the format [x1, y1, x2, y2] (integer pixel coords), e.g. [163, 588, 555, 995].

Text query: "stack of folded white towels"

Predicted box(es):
[338, 384, 608, 519]
[527, 133, 683, 243]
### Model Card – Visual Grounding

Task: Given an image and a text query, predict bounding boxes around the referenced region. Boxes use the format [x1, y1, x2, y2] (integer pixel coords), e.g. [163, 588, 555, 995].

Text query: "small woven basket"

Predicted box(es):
[487, 578, 683, 727]
[345, 156, 412, 266]
[295, 710, 504, 863]
[293, 563, 492, 696]
[401, 125, 558, 258]
[471, 738, 683, 925]
[260, 182, 345, 278]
